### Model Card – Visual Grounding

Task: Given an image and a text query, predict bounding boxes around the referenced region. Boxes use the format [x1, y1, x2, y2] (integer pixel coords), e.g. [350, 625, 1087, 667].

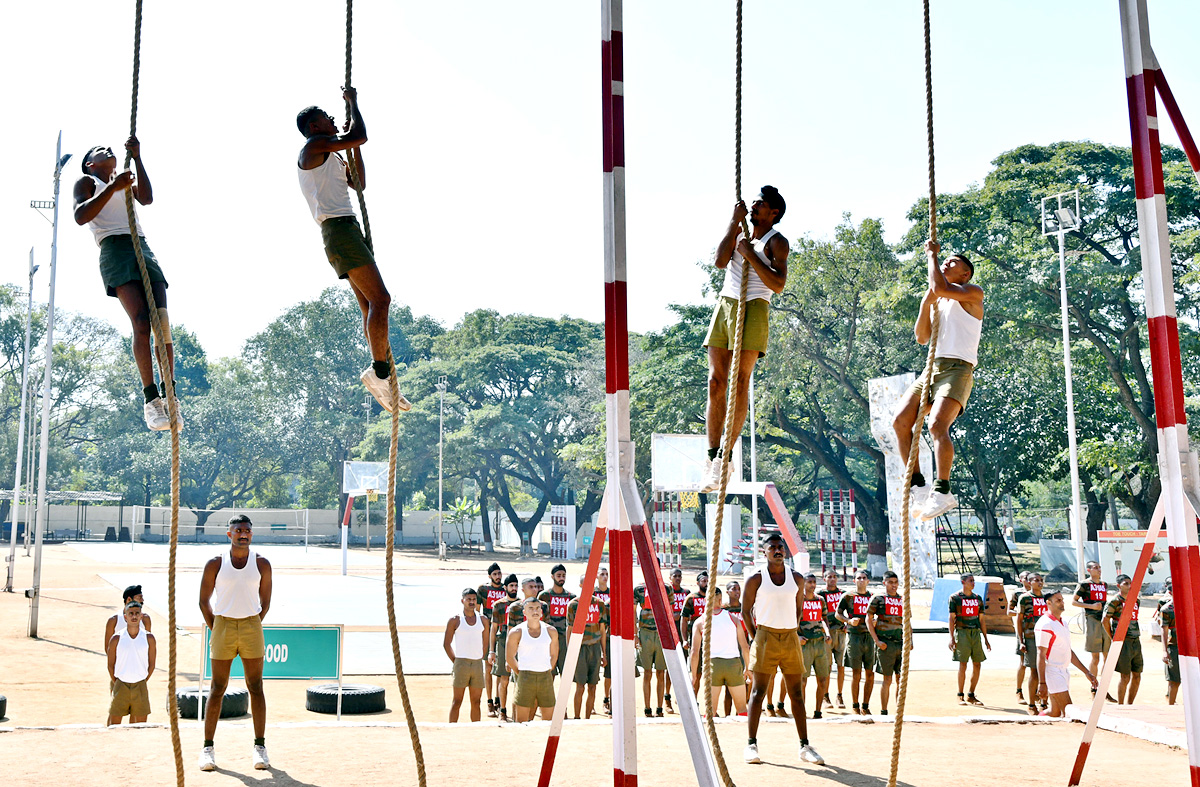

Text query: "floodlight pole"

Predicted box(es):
[1043, 190, 1087, 581]
[437, 375, 447, 560]
[29, 132, 69, 638]
[5, 249, 38, 593]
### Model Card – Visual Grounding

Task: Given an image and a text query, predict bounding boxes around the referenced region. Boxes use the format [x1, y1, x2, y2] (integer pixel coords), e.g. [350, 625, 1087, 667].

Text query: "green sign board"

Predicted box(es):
[202, 624, 342, 680]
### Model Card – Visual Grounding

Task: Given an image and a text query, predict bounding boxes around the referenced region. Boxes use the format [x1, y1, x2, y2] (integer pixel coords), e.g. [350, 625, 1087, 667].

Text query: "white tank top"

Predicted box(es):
[753, 566, 799, 629]
[86, 174, 143, 245]
[453, 612, 485, 660]
[934, 297, 982, 366]
[708, 609, 740, 659]
[113, 626, 150, 683]
[719, 227, 779, 303]
[297, 152, 357, 224]
[212, 550, 263, 619]
[515, 622, 553, 672]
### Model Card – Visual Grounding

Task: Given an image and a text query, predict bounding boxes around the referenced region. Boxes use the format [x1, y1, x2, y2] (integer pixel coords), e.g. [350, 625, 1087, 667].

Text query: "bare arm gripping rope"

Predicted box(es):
[121, 2, 183, 784]
[345, 3, 426, 784]
[700, 3, 751, 785]
[887, 1, 940, 785]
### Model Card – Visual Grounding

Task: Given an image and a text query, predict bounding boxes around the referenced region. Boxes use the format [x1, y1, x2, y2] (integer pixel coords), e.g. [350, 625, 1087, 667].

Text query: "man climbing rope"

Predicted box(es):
[700, 187, 788, 492]
[73, 137, 178, 432]
[296, 87, 411, 413]
[892, 239, 983, 520]
[741, 532, 824, 766]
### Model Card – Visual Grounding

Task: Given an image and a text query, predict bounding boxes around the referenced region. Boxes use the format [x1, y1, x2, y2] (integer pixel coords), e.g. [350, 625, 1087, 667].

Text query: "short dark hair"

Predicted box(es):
[711, 586, 722, 597]
[504, 573, 518, 585]
[462, 588, 478, 599]
[884, 570, 899, 581]
[804, 572, 817, 581]
[697, 571, 709, 581]
[83, 145, 106, 175]
[229, 514, 253, 527]
[762, 532, 785, 547]
[855, 570, 869, 579]
[670, 568, 683, 577]
[122, 584, 143, 602]
[948, 253, 974, 278]
[488, 562, 502, 574]
[725, 580, 740, 590]
[1116, 573, 1132, 584]
[759, 185, 786, 225]
[296, 105, 325, 136]
[551, 564, 566, 575]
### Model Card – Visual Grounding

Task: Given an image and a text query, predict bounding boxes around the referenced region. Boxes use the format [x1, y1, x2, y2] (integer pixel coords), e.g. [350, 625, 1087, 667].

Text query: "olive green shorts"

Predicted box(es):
[710, 657, 745, 688]
[828, 628, 846, 668]
[574, 641, 602, 685]
[875, 639, 903, 676]
[907, 357, 975, 410]
[748, 626, 804, 676]
[210, 615, 264, 661]
[98, 234, 167, 297]
[492, 632, 510, 677]
[844, 635, 875, 670]
[1084, 616, 1111, 653]
[801, 637, 831, 679]
[320, 215, 375, 279]
[704, 296, 769, 358]
[1115, 636, 1143, 674]
[514, 668, 555, 709]
[452, 658, 485, 690]
[1022, 634, 1039, 668]
[109, 678, 151, 717]
[952, 628, 987, 663]
[1166, 644, 1180, 684]
[638, 628, 666, 671]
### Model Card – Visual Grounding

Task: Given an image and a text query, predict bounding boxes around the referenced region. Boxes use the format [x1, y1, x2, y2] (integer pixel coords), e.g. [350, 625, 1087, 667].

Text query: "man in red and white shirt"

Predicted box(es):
[1034, 588, 1097, 717]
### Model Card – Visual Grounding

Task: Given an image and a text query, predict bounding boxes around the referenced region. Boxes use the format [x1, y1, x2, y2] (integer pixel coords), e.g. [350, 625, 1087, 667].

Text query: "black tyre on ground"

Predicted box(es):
[305, 683, 385, 714]
[0, 694, 7, 720]
[176, 686, 249, 719]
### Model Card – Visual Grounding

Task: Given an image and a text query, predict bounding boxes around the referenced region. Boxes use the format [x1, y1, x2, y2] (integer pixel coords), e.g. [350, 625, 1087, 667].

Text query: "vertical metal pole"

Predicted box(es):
[365, 495, 370, 552]
[1058, 223, 1086, 581]
[29, 132, 65, 638]
[24, 394, 38, 555]
[750, 372, 759, 554]
[6, 249, 36, 592]
[438, 377, 446, 560]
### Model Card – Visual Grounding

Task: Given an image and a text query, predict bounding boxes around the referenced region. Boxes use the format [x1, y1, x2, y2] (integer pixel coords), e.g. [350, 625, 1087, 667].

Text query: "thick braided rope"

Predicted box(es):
[698, 4, 749, 785]
[887, 2, 938, 785]
[345, 3, 424, 781]
[343, 0, 373, 252]
[123, 1, 183, 784]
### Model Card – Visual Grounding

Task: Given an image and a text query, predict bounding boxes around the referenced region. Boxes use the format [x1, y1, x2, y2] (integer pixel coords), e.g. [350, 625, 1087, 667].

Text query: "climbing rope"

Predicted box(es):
[121, 1, 183, 784]
[699, 3, 751, 785]
[345, 3, 425, 783]
[887, 1, 939, 785]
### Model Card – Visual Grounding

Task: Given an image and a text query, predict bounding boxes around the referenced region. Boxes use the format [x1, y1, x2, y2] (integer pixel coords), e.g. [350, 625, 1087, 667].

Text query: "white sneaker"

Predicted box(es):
[909, 483, 930, 512]
[198, 746, 216, 772]
[920, 490, 958, 520]
[800, 744, 825, 765]
[743, 743, 762, 764]
[166, 397, 184, 431]
[699, 457, 724, 493]
[360, 368, 413, 413]
[143, 398, 170, 431]
[252, 744, 270, 770]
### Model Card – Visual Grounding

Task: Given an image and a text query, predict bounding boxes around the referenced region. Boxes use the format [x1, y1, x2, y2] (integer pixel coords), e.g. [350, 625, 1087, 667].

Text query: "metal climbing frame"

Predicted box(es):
[650, 491, 684, 569]
[817, 488, 858, 578]
[1070, 3, 1200, 784]
[933, 508, 1018, 583]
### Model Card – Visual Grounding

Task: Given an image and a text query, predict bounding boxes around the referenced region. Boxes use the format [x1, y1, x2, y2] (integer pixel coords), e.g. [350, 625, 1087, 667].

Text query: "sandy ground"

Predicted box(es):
[0, 542, 1188, 786]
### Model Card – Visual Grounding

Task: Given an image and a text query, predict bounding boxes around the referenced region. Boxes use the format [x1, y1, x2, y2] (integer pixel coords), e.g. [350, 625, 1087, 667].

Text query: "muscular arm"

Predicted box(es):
[129, 142, 152, 205]
[714, 202, 748, 269]
[443, 616, 459, 663]
[146, 633, 157, 680]
[736, 233, 788, 294]
[104, 616, 117, 654]
[914, 289, 937, 345]
[73, 174, 131, 226]
[346, 147, 365, 191]
[299, 95, 368, 170]
[549, 628, 559, 668]
[257, 556, 273, 623]
[198, 558, 221, 630]
[506, 629, 521, 675]
[741, 574, 761, 639]
[689, 622, 702, 684]
[107, 635, 119, 681]
[926, 242, 984, 308]
[866, 607, 883, 649]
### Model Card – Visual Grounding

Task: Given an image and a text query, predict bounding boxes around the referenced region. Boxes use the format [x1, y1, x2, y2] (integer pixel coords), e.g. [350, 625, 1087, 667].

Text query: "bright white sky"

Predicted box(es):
[5, 1, 1200, 361]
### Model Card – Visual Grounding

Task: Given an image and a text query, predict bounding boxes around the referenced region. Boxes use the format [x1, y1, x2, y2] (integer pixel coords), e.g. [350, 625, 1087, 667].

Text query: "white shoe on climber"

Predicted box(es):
[909, 483, 930, 513]
[699, 457, 724, 493]
[920, 490, 957, 520]
[360, 368, 412, 413]
[143, 398, 170, 431]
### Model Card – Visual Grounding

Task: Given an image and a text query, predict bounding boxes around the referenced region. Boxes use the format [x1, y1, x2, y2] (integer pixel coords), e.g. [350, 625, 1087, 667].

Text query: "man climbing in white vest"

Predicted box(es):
[198, 515, 274, 773]
[73, 136, 179, 432]
[296, 87, 411, 413]
[892, 238, 984, 521]
[700, 187, 788, 492]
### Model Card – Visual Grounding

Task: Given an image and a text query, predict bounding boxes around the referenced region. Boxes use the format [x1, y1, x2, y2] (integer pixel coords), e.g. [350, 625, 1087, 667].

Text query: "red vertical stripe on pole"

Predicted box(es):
[604, 281, 629, 393]
[1172, 545, 1200, 656]
[1127, 75, 1156, 200]
[602, 41, 613, 174]
[1148, 316, 1187, 428]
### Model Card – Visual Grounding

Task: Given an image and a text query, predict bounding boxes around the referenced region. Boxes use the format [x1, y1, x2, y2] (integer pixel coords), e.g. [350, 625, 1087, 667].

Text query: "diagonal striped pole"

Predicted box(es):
[1073, 3, 1200, 785]
[1154, 69, 1200, 183]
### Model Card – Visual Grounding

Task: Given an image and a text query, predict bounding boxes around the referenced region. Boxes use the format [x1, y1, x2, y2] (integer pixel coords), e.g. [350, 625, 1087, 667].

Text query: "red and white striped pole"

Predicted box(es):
[1071, 3, 1200, 783]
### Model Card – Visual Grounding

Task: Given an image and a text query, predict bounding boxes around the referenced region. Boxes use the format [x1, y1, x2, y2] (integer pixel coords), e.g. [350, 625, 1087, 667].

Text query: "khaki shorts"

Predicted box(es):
[492, 632, 510, 678]
[801, 637, 831, 679]
[574, 641, 602, 685]
[210, 615, 265, 661]
[514, 668, 555, 709]
[844, 635, 875, 670]
[907, 357, 975, 410]
[109, 678, 151, 717]
[638, 628, 666, 671]
[829, 629, 846, 666]
[704, 296, 769, 358]
[875, 639, 903, 676]
[1115, 637, 1143, 674]
[452, 658, 485, 690]
[748, 626, 804, 676]
[953, 628, 987, 663]
[710, 657, 745, 688]
[1084, 616, 1111, 653]
[320, 216, 375, 279]
[1022, 634, 1039, 669]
